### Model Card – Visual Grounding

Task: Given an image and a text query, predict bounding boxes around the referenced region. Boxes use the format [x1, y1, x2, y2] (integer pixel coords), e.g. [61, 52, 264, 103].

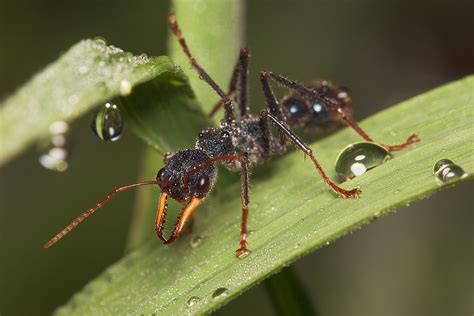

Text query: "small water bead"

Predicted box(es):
[186, 296, 200, 307]
[433, 159, 454, 174]
[119, 79, 132, 96]
[39, 121, 70, 172]
[39, 148, 68, 172]
[94, 36, 107, 45]
[49, 121, 69, 134]
[212, 288, 229, 299]
[433, 159, 467, 183]
[190, 236, 203, 248]
[91, 102, 123, 141]
[335, 142, 392, 182]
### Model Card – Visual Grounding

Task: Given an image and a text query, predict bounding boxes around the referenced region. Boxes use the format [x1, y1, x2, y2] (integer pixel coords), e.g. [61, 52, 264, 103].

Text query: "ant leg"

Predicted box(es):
[260, 110, 360, 199]
[236, 153, 250, 258]
[333, 108, 420, 151]
[167, 13, 235, 123]
[209, 48, 250, 118]
[261, 71, 420, 152]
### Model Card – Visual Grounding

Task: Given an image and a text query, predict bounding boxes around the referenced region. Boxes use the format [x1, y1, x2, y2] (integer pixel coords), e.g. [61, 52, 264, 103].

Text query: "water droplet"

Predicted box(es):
[394, 189, 400, 194]
[119, 79, 132, 96]
[433, 159, 467, 183]
[49, 121, 69, 135]
[270, 206, 276, 212]
[190, 236, 203, 248]
[212, 288, 229, 299]
[248, 229, 255, 235]
[294, 243, 301, 249]
[186, 296, 200, 307]
[39, 150, 68, 172]
[91, 102, 123, 141]
[335, 142, 392, 181]
[39, 121, 70, 172]
[433, 159, 454, 174]
[94, 36, 107, 45]
[236, 249, 251, 259]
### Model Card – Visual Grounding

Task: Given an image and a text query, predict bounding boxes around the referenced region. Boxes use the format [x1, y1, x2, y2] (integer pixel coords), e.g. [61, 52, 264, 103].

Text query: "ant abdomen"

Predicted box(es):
[280, 80, 353, 130]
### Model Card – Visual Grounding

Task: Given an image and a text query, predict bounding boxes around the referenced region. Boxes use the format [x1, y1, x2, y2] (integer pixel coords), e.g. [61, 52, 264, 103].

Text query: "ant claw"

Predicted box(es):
[384, 132, 421, 152]
[235, 247, 251, 259]
[339, 187, 361, 199]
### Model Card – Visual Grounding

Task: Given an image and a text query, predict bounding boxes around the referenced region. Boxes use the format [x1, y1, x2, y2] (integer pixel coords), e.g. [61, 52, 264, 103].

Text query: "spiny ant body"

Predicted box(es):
[43, 13, 420, 257]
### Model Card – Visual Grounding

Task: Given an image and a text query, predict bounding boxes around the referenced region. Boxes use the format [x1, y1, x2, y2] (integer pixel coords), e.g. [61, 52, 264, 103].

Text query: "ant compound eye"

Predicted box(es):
[195, 174, 210, 194]
[311, 101, 329, 123]
[285, 98, 308, 119]
[157, 167, 166, 180]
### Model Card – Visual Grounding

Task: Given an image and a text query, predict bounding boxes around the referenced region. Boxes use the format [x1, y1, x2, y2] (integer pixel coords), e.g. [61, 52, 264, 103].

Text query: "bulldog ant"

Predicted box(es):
[43, 13, 420, 257]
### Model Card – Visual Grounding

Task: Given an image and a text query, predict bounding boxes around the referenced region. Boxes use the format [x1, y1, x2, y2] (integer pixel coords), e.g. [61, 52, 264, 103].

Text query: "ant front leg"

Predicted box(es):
[260, 110, 360, 198]
[167, 13, 236, 124]
[209, 48, 250, 119]
[260, 71, 420, 152]
[236, 153, 251, 258]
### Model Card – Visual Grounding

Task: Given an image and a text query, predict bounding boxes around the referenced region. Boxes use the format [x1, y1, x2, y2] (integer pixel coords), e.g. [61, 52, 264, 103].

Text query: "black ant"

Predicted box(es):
[43, 13, 420, 257]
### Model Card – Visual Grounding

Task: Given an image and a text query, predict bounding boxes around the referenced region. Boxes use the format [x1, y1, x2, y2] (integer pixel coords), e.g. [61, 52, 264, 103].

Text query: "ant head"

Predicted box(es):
[281, 80, 352, 129]
[157, 149, 218, 203]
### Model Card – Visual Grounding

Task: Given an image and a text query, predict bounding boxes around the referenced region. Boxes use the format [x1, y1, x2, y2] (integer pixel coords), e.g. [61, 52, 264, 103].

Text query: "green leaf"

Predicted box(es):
[0, 39, 209, 165]
[117, 71, 210, 153]
[55, 76, 473, 315]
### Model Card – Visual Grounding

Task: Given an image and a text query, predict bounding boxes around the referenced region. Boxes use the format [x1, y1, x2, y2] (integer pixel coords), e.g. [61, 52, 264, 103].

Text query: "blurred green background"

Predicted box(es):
[1, 1, 473, 315]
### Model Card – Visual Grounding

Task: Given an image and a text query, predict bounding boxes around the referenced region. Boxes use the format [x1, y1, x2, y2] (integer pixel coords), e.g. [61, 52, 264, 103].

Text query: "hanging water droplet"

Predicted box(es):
[190, 236, 203, 248]
[119, 79, 132, 96]
[212, 288, 229, 299]
[433, 159, 467, 183]
[186, 296, 200, 307]
[49, 121, 70, 135]
[91, 102, 123, 141]
[39, 148, 69, 172]
[335, 142, 392, 182]
[38, 121, 70, 172]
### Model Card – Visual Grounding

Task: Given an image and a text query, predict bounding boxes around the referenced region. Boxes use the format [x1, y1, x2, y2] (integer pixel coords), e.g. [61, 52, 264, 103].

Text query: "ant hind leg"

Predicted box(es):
[260, 70, 420, 152]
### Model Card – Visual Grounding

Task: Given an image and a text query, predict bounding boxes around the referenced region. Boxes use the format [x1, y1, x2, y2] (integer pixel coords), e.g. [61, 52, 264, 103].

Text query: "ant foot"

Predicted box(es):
[235, 241, 251, 259]
[338, 187, 361, 199]
[384, 133, 421, 152]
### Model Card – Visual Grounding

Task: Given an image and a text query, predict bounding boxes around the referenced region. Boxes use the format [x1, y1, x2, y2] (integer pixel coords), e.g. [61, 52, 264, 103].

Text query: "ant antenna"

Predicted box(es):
[43, 180, 163, 248]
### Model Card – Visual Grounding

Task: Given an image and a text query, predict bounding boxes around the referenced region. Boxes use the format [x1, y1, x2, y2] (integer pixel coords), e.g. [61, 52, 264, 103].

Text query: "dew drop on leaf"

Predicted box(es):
[91, 102, 123, 141]
[433, 159, 467, 183]
[335, 142, 392, 182]
[190, 236, 203, 249]
[212, 288, 229, 299]
[119, 79, 132, 96]
[186, 296, 200, 307]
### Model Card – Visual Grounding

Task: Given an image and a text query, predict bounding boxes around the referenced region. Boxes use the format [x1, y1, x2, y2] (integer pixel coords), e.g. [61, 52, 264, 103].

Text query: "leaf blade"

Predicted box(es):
[55, 76, 473, 315]
[0, 39, 207, 165]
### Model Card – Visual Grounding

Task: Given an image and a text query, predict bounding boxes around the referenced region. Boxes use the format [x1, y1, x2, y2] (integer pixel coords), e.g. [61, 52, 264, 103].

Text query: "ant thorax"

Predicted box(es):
[196, 117, 278, 171]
